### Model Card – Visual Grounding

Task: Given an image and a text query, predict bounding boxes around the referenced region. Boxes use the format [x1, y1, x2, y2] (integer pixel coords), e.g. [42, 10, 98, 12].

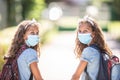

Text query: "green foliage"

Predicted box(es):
[0, 27, 17, 71]
[0, 44, 9, 71]
[5, 0, 46, 27]
[22, 0, 45, 20]
[108, 21, 120, 40]
[111, 0, 120, 20]
[93, 0, 120, 20]
[98, 21, 108, 32]
[57, 16, 78, 31]
[40, 27, 58, 45]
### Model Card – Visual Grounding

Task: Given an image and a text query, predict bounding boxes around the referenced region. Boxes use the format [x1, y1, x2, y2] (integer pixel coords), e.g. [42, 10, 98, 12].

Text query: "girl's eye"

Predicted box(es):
[30, 32, 39, 35]
[83, 30, 88, 33]
[30, 32, 35, 35]
[79, 30, 88, 33]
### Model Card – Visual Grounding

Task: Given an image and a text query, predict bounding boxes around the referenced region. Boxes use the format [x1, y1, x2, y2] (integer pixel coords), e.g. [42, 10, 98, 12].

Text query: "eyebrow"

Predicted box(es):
[86, 27, 90, 30]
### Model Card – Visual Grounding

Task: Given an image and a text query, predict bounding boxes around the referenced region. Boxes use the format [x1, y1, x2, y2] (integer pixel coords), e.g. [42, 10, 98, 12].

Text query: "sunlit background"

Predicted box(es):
[0, 0, 120, 80]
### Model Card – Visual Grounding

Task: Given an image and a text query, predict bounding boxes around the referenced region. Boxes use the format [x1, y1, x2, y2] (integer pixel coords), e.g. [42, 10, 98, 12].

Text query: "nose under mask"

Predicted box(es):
[78, 33, 92, 44]
[25, 35, 40, 47]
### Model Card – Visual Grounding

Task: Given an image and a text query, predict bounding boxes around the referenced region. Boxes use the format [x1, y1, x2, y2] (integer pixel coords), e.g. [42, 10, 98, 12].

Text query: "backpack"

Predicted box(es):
[86, 44, 120, 80]
[0, 45, 27, 80]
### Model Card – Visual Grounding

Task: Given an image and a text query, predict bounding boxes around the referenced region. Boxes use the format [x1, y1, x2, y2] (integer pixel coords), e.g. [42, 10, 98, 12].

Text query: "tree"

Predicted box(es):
[21, 0, 45, 20]
[6, 0, 16, 26]
[6, 0, 45, 27]
[111, 0, 120, 20]
[101, 0, 120, 20]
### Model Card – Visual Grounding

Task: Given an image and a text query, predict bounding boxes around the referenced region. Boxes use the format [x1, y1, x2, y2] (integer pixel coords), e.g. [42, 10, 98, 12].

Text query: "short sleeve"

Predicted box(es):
[81, 47, 99, 63]
[24, 48, 39, 66]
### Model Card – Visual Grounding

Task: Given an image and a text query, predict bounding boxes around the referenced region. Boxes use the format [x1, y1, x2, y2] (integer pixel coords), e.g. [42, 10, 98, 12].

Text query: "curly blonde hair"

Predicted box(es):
[7, 20, 40, 58]
[75, 17, 112, 58]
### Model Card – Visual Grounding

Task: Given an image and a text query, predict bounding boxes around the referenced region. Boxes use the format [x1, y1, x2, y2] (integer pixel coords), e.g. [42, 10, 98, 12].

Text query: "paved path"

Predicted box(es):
[38, 31, 120, 80]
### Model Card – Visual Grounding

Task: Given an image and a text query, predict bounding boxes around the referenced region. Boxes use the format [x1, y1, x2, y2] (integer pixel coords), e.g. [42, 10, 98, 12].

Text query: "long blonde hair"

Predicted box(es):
[7, 20, 40, 58]
[75, 17, 112, 58]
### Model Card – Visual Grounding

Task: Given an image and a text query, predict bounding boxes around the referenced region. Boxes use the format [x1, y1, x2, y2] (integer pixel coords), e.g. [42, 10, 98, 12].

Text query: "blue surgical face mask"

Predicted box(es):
[78, 33, 92, 44]
[25, 35, 40, 47]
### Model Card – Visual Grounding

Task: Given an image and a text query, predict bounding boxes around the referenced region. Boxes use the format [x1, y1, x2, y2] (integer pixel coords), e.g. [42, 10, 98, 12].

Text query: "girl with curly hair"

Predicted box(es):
[6, 19, 43, 80]
[71, 16, 112, 80]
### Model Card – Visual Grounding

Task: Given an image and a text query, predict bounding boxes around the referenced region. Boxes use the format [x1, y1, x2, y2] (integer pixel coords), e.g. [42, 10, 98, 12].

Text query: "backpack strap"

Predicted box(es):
[89, 44, 109, 56]
[16, 44, 28, 59]
[29, 73, 33, 80]
[89, 44, 112, 80]
[89, 44, 100, 51]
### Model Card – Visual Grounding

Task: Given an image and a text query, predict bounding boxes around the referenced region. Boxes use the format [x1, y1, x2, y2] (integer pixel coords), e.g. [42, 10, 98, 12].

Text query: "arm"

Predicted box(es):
[30, 62, 43, 80]
[71, 60, 88, 80]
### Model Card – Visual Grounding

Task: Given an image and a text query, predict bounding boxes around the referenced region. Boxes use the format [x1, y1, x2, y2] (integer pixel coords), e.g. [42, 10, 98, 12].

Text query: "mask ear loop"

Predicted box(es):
[24, 18, 37, 29]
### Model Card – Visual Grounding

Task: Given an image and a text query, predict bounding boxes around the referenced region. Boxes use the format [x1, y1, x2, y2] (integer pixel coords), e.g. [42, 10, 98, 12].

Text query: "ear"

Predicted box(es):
[91, 31, 95, 38]
[23, 34, 27, 40]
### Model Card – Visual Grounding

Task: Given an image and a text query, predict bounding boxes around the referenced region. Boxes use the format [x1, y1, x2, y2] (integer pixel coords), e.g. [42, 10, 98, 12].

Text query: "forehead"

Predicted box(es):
[26, 25, 39, 32]
[79, 23, 92, 30]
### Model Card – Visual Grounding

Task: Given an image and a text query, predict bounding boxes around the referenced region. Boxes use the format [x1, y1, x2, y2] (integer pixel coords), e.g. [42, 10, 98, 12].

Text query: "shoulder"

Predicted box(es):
[83, 46, 98, 53]
[21, 48, 38, 60]
[21, 48, 37, 56]
[23, 48, 36, 54]
[81, 46, 100, 63]
[24, 48, 36, 52]
[82, 46, 100, 57]
[18, 48, 38, 66]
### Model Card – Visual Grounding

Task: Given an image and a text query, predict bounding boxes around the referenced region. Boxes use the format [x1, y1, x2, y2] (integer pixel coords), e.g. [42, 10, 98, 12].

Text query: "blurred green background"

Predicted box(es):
[0, 0, 120, 71]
